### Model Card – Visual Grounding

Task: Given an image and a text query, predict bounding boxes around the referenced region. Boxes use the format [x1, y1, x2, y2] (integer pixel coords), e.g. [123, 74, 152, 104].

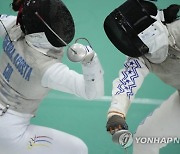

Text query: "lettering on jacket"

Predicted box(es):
[2, 35, 32, 81]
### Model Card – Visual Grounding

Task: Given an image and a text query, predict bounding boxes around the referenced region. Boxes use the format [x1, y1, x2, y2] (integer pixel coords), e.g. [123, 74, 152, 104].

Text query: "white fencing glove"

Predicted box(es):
[67, 43, 95, 64]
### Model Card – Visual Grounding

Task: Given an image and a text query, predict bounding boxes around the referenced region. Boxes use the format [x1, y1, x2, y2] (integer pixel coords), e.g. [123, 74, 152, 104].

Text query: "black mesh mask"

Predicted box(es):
[104, 0, 157, 57]
[21, 0, 75, 47]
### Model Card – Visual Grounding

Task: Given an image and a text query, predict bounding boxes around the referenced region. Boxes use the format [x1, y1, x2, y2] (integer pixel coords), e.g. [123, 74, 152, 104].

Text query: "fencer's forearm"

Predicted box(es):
[108, 57, 149, 118]
[0, 15, 16, 37]
[41, 56, 104, 100]
[81, 54, 104, 99]
[66, 43, 104, 99]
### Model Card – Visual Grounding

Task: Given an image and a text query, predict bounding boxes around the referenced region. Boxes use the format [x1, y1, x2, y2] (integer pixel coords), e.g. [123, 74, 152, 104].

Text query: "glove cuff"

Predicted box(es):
[107, 111, 125, 120]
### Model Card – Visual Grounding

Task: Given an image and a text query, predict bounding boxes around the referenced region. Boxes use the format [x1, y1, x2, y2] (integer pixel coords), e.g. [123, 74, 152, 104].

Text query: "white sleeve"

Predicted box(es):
[0, 15, 17, 37]
[108, 57, 149, 119]
[41, 54, 104, 100]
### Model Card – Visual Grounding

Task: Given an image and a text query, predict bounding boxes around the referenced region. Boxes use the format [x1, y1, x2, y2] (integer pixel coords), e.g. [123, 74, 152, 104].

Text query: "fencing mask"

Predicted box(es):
[104, 0, 169, 62]
[19, 0, 75, 47]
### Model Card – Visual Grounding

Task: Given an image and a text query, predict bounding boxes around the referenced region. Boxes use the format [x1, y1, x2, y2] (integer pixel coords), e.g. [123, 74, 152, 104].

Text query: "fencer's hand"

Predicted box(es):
[106, 115, 128, 135]
[67, 43, 94, 63]
[81, 45, 95, 64]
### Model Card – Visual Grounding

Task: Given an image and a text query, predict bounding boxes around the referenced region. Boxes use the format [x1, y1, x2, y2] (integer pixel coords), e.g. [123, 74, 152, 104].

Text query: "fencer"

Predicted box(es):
[104, 0, 180, 153]
[0, 0, 104, 154]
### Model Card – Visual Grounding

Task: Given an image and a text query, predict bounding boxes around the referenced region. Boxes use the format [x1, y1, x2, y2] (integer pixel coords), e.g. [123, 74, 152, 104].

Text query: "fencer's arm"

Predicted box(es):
[107, 57, 149, 119]
[0, 15, 16, 37]
[81, 53, 104, 99]
[41, 54, 104, 100]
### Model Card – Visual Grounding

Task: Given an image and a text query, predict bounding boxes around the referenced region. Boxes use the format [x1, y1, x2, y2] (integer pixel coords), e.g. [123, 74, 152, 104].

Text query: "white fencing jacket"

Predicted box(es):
[108, 19, 180, 118]
[0, 15, 104, 115]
